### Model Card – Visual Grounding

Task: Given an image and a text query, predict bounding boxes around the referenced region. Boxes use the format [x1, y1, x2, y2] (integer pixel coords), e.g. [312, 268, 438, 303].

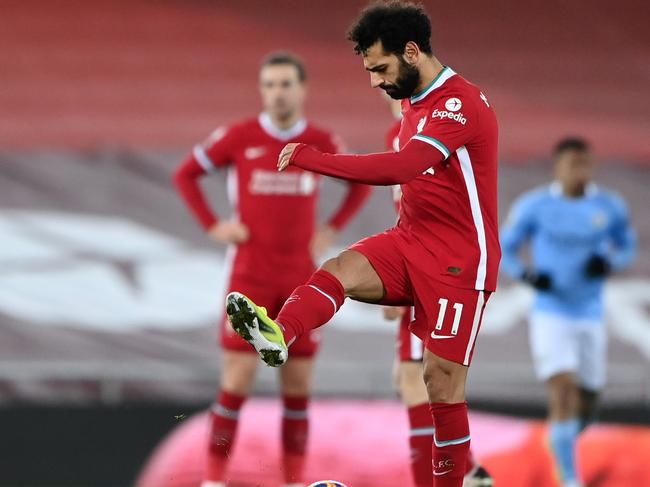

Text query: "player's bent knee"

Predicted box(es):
[320, 256, 345, 280]
[321, 251, 373, 296]
[423, 365, 453, 403]
[547, 373, 580, 418]
[423, 354, 467, 403]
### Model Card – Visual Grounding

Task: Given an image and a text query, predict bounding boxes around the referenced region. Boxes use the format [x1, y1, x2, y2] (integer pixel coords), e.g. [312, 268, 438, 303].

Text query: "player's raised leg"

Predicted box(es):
[203, 351, 258, 487]
[226, 248, 386, 367]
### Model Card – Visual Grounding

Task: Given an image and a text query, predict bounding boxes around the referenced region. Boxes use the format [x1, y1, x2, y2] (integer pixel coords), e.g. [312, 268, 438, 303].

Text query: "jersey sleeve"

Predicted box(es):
[289, 140, 444, 185]
[607, 193, 637, 271]
[499, 193, 539, 279]
[172, 155, 219, 230]
[192, 125, 237, 171]
[410, 94, 479, 160]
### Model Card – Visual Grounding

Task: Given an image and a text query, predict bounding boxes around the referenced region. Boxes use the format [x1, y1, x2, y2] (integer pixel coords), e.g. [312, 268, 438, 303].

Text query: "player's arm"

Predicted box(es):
[587, 195, 638, 276]
[320, 132, 373, 229]
[500, 195, 551, 288]
[280, 140, 446, 185]
[310, 134, 373, 258]
[172, 128, 248, 243]
[608, 197, 637, 271]
[280, 92, 481, 185]
[173, 151, 218, 230]
[327, 182, 372, 230]
[309, 181, 372, 259]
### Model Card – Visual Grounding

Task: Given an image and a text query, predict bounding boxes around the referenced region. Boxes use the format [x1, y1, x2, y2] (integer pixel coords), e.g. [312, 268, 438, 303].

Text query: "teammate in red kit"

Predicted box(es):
[225, 4, 499, 486]
[383, 99, 492, 487]
[173, 52, 370, 487]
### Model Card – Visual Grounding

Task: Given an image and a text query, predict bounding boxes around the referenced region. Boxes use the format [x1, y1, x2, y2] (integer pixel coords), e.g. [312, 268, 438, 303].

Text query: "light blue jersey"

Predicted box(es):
[500, 182, 636, 320]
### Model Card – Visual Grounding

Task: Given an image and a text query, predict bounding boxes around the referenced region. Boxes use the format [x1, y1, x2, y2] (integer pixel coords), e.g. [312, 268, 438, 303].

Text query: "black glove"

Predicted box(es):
[585, 254, 611, 278]
[521, 270, 552, 291]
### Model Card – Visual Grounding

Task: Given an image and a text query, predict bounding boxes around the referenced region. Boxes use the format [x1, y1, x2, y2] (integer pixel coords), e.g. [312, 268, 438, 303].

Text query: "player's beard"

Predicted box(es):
[381, 58, 421, 100]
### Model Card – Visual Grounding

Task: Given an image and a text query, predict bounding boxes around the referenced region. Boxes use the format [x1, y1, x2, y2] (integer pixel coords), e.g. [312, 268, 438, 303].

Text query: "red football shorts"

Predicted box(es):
[220, 268, 320, 358]
[350, 228, 490, 366]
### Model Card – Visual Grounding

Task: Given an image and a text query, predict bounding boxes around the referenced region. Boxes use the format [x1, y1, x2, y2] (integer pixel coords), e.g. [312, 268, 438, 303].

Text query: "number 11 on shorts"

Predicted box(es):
[434, 298, 464, 336]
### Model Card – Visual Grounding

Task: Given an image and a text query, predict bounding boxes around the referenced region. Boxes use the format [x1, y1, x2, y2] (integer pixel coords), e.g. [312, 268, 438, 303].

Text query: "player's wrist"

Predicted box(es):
[522, 269, 552, 291]
[288, 143, 311, 165]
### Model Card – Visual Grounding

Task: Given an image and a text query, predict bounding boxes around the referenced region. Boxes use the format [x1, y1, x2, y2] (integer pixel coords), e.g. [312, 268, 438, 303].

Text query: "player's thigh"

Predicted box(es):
[528, 312, 579, 383]
[220, 350, 259, 396]
[343, 230, 412, 304]
[280, 356, 316, 397]
[576, 322, 607, 391]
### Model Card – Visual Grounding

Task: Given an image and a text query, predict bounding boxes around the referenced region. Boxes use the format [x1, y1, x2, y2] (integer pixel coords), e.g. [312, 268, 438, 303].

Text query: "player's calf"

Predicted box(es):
[275, 268, 346, 343]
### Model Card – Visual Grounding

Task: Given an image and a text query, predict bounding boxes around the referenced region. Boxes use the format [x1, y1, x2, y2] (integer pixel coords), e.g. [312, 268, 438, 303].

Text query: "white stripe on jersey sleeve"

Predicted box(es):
[457, 146, 488, 290]
[410, 134, 451, 159]
[192, 145, 216, 172]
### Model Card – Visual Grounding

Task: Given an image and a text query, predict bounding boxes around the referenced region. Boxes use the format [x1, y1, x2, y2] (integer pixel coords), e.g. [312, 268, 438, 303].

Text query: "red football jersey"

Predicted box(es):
[186, 113, 366, 275]
[397, 67, 500, 291]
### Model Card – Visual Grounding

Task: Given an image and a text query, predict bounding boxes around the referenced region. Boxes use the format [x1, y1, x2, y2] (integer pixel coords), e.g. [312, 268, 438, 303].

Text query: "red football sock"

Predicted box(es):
[205, 390, 246, 482]
[281, 395, 309, 483]
[430, 402, 471, 487]
[276, 269, 345, 345]
[408, 402, 435, 487]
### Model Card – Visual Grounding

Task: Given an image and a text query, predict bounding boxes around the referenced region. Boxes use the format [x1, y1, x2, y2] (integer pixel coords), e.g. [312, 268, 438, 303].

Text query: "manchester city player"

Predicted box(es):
[500, 137, 637, 487]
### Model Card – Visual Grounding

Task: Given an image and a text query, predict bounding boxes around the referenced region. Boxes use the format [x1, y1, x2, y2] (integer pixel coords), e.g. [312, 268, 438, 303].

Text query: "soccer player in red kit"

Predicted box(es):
[383, 99, 493, 487]
[173, 52, 370, 487]
[225, 4, 500, 486]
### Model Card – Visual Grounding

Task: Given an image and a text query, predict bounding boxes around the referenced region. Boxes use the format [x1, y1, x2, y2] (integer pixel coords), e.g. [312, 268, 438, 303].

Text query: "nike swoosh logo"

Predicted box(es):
[434, 469, 453, 476]
[430, 332, 455, 339]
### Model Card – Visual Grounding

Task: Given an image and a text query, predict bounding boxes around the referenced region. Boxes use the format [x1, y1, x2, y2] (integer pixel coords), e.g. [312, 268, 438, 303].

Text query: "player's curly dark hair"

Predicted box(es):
[347, 1, 432, 56]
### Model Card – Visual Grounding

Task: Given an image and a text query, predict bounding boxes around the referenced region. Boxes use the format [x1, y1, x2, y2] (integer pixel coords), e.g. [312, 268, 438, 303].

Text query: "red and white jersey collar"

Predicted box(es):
[258, 112, 307, 141]
[409, 66, 457, 105]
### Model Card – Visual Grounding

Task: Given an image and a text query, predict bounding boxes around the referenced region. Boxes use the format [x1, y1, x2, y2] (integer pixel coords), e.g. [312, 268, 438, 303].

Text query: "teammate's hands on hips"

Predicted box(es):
[310, 223, 338, 260]
[278, 143, 300, 171]
[383, 306, 405, 321]
[208, 220, 250, 244]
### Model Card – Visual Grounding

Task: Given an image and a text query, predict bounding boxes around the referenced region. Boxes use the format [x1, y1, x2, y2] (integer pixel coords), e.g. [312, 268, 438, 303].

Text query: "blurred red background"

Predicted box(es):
[3, 0, 649, 161]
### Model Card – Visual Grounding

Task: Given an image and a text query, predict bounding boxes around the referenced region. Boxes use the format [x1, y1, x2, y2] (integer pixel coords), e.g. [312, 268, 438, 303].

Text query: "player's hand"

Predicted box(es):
[278, 143, 300, 171]
[585, 254, 611, 278]
[383, 306, 405, 321]
[310, 224, 338, 260]
[521, 270, 552, 291]
[207, 221, 249, 245]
